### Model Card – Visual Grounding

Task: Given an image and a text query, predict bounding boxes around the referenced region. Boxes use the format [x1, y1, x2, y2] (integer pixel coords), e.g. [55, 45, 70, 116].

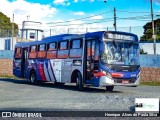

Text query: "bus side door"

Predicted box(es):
[85, 39, 99, 83]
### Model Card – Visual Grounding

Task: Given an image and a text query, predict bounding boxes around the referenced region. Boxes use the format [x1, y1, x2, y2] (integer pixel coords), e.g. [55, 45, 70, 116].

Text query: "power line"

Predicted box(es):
[117, 10, 160, 14]
[46, 10, 113, 24]
[48, 15, 154, 27]
[49, 19, 114, 27]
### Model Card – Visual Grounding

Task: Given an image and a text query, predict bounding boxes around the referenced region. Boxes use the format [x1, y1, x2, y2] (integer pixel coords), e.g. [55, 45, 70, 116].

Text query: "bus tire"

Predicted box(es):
[76, 72, 83, 91]
[54, 82, 65, 85]
[30, 71, 37, 84]
[106, 86, 114, 91]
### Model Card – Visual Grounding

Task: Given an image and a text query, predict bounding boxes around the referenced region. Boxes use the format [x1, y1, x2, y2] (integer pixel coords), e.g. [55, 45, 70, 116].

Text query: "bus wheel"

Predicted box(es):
[76, 72, 83, 91]
[30, 71, 37, 84]
[106, 86, 114, 91]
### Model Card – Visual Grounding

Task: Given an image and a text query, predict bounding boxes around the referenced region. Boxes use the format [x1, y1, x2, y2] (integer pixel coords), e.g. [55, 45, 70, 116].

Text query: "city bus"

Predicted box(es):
[13, 31, 140, 91]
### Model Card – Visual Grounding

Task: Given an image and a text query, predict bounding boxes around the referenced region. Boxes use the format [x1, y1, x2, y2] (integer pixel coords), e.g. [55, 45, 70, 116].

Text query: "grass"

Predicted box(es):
[140, 82, 160, 86]
[0, 75, 19, 79]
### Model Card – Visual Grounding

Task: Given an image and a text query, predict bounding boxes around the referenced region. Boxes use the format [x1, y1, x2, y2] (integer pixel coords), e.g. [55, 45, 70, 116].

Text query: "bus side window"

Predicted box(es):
[29, 45, 37, 59]
[14, 47, 22, 59]
[37, 44, 46, 58]
[69, 39, 82, 58]
[57, 41, 69, 59]
[46, 42, 57, 59]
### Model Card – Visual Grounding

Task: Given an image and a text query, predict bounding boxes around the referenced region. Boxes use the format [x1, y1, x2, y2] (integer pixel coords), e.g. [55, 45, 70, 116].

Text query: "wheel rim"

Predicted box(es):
[31, 73, 35, 83]
[76, 75, 79, 86]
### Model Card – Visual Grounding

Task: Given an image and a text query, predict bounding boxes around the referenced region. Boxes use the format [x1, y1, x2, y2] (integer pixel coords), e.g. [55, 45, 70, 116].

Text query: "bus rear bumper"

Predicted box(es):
[99, 76, 140, 87]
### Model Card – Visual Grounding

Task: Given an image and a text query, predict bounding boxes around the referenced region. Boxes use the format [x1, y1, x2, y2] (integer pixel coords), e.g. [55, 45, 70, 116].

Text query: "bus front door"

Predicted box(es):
[21, 48, 28, 78]
[85, 39, 99, 83]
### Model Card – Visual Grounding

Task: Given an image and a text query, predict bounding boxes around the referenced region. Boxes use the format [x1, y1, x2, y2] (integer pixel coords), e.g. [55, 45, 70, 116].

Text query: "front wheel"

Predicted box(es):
[76, 72, 84, 91]
[106, 86, 114, 91]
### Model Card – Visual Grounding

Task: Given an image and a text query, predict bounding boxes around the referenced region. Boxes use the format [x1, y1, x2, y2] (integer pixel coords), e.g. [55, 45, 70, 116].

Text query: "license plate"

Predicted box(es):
[122, 80, 129, 84]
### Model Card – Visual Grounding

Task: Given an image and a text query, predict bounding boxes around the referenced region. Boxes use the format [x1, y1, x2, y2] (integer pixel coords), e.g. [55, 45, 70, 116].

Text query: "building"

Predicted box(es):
[139, 42, 160, 55]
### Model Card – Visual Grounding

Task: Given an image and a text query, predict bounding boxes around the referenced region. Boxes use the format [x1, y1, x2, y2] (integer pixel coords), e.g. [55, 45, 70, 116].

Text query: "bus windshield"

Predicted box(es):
[101, 41, 139, 65]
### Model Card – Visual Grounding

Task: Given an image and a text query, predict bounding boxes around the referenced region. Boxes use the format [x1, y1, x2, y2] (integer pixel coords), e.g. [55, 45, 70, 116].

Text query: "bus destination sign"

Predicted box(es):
[104, 33, 135, 41]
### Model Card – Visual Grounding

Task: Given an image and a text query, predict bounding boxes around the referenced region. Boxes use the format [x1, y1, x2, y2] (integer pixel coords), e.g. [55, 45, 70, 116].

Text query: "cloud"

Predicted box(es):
[53, 0, 70, 6]
[0, 0, 57, 25]
[73, 12, 85, 15]
[73, 0, 78, 2]
[90, 15, 103, 20]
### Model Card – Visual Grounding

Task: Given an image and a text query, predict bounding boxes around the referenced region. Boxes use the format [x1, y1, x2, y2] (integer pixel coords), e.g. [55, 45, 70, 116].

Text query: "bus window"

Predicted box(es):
[60, 41, 68, 50]
[37, 44, 46, 58]
[48, 42, 56, 51]
[46, 42, 57, 59]
[14, 47, 22, 59]
[70, 39, 82, 58]
[29, 45, 37, 59]
[57, 41, 69, 59]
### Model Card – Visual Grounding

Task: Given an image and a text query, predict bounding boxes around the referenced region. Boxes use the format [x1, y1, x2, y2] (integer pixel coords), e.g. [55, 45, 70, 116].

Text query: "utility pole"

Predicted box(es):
[104, 1, 117, 31]
[114, 7, 117, 31]
[11, 14, 14, 50]
[150, 0, 156, 55]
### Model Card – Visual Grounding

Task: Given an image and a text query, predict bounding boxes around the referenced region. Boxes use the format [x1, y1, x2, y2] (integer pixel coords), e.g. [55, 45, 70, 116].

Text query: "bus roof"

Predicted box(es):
[15, 31, 138, 48]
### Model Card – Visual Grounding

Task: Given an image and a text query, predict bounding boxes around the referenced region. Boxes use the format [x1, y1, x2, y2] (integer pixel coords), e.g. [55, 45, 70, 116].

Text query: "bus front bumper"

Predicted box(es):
[99, 76, 140, 87]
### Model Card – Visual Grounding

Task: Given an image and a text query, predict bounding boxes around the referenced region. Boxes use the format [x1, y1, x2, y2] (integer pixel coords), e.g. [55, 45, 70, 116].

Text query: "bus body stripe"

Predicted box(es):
[48, 61, 55, 82]
[38, 63, 46, 81]
[49, 60, 57, 82]
[43, 62, 51, 81]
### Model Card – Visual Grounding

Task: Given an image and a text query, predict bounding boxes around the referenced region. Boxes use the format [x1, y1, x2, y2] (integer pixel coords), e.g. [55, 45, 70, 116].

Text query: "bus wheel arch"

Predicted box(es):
[71, 70, 83, 91]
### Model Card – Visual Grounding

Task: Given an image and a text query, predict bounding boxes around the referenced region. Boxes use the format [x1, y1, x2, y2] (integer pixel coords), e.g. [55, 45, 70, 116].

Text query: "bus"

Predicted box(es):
[13, 31, 140, 91]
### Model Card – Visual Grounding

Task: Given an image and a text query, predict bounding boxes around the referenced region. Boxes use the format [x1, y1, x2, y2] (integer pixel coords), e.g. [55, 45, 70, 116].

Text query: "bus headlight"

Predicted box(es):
[102, 70, 112, 79]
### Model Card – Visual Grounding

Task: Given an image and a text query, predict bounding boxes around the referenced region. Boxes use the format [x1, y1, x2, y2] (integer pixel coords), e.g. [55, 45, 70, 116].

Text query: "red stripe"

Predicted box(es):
[38, 64, 46, 81]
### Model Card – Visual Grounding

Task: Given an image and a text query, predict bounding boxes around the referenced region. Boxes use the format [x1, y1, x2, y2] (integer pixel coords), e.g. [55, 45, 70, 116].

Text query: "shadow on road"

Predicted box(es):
[0, 78, 123, 93]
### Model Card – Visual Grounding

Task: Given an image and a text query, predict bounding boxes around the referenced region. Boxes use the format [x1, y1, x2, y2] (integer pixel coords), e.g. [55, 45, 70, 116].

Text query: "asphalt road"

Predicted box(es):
[0, 78, 160, 112]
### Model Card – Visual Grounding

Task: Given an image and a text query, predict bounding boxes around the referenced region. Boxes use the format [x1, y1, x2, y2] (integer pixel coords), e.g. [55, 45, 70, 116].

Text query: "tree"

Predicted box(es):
[140, 18, 160, 41]
[0, 12, 19, 37]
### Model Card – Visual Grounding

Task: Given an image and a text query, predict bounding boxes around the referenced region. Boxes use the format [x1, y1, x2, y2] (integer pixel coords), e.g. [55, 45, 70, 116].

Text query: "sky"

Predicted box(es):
[0, 0, 160, 37]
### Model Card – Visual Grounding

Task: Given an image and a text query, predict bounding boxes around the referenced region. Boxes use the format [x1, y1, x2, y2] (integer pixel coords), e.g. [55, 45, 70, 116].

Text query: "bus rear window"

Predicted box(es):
[14, 47, 22, 59]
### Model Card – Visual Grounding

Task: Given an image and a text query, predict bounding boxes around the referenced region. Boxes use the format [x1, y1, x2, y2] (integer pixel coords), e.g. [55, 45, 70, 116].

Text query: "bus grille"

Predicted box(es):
[114, 78, 136, 83]
[109, 65, 140, 72]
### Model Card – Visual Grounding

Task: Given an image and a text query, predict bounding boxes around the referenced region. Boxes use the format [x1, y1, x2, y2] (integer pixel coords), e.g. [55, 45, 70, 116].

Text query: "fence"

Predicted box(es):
[0, 50, 14, 59]
[0, 51, 160, 67]
[43, 26, 144, 39]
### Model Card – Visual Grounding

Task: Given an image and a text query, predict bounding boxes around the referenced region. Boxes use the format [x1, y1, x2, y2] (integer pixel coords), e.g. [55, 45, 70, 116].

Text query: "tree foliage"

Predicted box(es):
[0, 12, 19, 37]
[140, 18, 160, 41]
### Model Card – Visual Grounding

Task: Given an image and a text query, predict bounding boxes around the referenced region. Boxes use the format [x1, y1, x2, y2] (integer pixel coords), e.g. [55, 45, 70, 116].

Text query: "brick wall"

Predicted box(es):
[0, 58, 160, 82]
[0, 59, 13, 76]
[140, 67, 160, 82]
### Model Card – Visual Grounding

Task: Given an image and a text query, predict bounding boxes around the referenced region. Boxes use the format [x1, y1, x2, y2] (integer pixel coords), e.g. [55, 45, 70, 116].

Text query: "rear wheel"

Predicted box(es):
[76, 72, 83, 91]
[30, 71, 37, 84]
[106, 86, 114, 91]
